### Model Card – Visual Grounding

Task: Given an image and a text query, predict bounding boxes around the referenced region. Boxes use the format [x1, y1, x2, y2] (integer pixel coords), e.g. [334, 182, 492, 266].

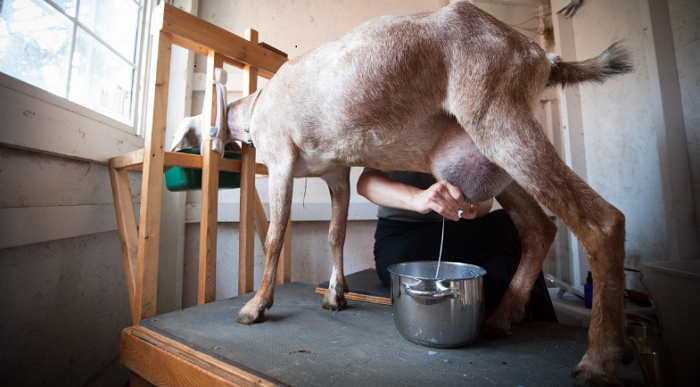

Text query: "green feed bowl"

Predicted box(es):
[164, 148, 241, 192]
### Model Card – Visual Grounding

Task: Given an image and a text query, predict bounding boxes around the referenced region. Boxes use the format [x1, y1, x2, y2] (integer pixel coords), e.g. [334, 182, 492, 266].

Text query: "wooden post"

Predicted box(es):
[134, 30, 173, 323]
[197, 51, 225, 305]
[238, 29, 259, 295]
[108, 165, 140, 324]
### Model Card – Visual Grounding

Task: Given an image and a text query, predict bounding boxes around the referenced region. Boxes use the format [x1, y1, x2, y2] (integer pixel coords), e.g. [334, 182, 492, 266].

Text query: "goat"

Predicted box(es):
[179, 2, 633, 384]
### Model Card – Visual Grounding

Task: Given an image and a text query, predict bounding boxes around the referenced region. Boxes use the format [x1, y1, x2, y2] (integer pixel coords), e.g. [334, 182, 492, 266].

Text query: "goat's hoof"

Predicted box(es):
[321, 285, 348, 311]
[234, 309, 264, 325]
[482, 313, 513, 337]
[321, 299, 347, 311]
[234, 299, 267, 325]
[481, 322, 512, 337]
[572, 350, 623, 387]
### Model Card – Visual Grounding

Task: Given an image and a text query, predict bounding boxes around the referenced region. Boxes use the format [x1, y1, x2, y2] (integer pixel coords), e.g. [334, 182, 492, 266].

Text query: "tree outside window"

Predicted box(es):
[0, 0, 144, 125]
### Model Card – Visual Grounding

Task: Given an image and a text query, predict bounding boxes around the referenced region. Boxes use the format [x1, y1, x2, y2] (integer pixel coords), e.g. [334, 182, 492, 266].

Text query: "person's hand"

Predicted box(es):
[356, 168, 493, 220]
[410, 180, 480, 221]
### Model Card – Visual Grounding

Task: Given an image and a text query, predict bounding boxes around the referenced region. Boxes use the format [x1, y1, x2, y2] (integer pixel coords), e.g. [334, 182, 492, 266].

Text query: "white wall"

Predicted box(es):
[668, 0, 700, 251]
[550, 0, 699, 287]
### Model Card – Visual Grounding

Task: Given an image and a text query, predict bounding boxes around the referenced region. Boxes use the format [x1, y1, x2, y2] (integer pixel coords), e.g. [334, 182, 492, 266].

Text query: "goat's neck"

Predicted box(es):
[226, 90, 260, 143]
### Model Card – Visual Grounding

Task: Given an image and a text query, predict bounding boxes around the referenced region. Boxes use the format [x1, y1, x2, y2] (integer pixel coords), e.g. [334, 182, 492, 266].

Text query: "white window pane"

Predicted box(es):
[0, 0, 72, 96]
[52, 0, 77, 17]
[78, 0, 139, 61]
[70, 28, 134, 120]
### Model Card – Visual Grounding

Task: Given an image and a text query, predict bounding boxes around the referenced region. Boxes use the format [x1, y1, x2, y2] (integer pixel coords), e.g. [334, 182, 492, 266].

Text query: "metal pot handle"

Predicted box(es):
[404, 284, 458, 300]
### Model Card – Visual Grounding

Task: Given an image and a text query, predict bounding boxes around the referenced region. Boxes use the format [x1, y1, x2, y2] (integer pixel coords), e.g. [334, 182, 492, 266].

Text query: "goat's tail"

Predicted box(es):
[547, 42, 633, 87]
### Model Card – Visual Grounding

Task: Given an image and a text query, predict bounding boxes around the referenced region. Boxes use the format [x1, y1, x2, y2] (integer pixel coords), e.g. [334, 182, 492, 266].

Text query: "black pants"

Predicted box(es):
[374, 210, 557, 322]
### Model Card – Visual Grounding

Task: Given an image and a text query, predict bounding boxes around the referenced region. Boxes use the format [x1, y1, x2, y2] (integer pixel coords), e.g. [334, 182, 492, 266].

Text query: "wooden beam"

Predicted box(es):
[109, 167, 140, 325]
[238, 29, 260, 295]
[160, 3, 287, 79]
[198, 52, 225, 305]
[110, 149, 145, 171]
[165, 152, 268, 175]
[110, 149, 269, 176]
[134, 31, 173, 321]
[253, 191, 269, 247]
[121, 327, 279, 386]
[313, 287, 391, 306]
[198, 140, 220, 304]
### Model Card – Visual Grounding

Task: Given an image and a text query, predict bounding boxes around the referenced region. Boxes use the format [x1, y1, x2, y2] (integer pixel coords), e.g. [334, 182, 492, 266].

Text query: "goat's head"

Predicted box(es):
[226, 90, 260, 146]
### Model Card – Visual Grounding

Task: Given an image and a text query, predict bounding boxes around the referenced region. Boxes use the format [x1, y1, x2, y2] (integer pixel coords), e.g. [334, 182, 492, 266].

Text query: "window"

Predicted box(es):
[0, 0, 145, 125]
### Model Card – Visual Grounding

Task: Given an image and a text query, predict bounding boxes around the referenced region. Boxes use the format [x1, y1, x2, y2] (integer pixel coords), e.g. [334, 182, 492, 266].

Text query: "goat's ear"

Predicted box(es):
[170, 115, 202, 151]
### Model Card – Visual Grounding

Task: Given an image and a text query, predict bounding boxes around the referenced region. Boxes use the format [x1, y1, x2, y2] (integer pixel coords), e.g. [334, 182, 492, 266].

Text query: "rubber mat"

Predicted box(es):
[141, 282, 644, 387]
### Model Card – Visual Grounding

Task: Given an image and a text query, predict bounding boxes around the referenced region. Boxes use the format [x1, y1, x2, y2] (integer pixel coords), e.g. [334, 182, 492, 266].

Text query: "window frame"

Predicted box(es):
[0, 0, 155, 162]
[0, 0, 154, 137]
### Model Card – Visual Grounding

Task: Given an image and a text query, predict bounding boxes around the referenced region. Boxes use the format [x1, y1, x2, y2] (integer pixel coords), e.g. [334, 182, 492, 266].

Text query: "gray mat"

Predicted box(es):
[141, 282, 644, 387]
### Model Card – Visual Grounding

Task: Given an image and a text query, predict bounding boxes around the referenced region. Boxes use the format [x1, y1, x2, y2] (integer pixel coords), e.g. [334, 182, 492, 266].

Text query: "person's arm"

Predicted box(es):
[357, 167, 493, 221]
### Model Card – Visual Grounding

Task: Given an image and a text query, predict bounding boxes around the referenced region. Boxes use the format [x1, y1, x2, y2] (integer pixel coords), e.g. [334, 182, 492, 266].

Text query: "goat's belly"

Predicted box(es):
[292, 152, 343, 177]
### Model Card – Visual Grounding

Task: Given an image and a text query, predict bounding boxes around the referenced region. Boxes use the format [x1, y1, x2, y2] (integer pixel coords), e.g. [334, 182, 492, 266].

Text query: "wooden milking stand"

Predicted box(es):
[108, 3, 289, 385]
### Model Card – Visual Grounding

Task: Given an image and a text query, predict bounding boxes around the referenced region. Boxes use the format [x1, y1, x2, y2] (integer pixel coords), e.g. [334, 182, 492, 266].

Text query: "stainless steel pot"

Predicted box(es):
[388, 261, 486, 348]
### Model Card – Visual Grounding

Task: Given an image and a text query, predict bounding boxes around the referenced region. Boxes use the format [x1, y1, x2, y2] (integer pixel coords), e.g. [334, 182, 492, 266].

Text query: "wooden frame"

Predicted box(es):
[108, 3, 290, 385]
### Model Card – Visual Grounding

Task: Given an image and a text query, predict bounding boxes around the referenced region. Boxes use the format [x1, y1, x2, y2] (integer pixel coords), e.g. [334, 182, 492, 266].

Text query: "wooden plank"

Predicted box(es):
[253, 190, 269, 247]
[121, 327, 279, 387]
[314, 287, 392, 306]
[238, 29, 260, 295]
[185, 202, 379, 223]
[160, 3, 287, 79]
[259, 42, 288, 59]
[110, 149, 145, 171]
[197, 51, 225, 305]
[109, 167, 140, 325]
[165, 152, 268, 175]
[134, 31, 173, 320]
[109, 150, 269, 176]
[198, 140, 220, 305]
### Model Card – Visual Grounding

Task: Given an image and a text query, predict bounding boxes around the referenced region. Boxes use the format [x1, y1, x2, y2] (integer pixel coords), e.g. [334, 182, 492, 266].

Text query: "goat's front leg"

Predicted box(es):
[234, 167, 294, 325]
[320, 169, 351, 311]
[484, 181, 557, 336]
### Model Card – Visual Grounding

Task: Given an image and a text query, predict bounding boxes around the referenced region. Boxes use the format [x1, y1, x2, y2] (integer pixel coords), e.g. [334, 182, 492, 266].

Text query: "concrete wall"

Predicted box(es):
[0, 150, 134, 386]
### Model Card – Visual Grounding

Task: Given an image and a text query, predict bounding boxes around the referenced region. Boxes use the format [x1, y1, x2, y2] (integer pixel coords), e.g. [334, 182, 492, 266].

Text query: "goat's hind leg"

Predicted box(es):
[320, 168, 351, 311]
[462, 106, 630, 384]
[234, 167, 294, 325]
[483, 181, 557, 336]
